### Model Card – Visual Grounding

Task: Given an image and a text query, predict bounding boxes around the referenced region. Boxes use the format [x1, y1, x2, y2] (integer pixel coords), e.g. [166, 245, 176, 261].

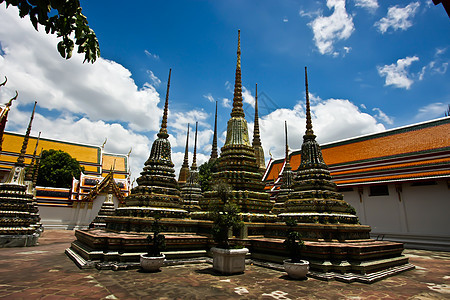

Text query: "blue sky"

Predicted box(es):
[0, 0, 449, 181]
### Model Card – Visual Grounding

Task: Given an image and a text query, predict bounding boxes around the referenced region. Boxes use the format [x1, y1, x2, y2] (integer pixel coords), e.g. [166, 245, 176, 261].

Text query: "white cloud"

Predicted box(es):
[6, 107, 151, 184]
[283, 17, 289, 23]
[242, 86, 255, 108]
[259, 97, 385, 160]
[354, 0, 379, 11]
[415, 102, 449, 121]
[375, 2, 420, 34]
[144, 50, 160, 60]
[377, 56, 419, 89]
[0, 5, 163, 133]
[299, 9, 322, 19]
[308, 0, 355, 56]
[222, 98, 231, 108]
[147, 70, 161, 87]
[372, 107, 394, 125]
[203, 93, 215, 103]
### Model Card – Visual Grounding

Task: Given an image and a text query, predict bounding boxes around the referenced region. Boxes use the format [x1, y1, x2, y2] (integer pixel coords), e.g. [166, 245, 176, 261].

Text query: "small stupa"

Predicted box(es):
[178, 124, 191, 187]
[252, 83, 266, 174]
[209, 101, 219, 163]
[180, 122, 203, 212]
[201, 30, 274, 216]
[115, 69, 187, 219]
[278, 68, 358, 224]
[272, 121, 294, 214]
[0, 102, 42, 247]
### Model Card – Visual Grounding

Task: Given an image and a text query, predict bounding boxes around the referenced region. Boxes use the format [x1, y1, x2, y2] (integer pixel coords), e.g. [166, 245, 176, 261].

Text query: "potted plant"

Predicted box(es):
[283, 219, 309, 279]
[140, 215, 166, 272]
[210, 181, 248, 274]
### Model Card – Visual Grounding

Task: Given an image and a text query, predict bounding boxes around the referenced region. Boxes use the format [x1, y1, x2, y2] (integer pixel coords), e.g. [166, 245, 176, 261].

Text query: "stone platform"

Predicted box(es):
[66, 225, 414, 282]
[1, 230, 448, 298]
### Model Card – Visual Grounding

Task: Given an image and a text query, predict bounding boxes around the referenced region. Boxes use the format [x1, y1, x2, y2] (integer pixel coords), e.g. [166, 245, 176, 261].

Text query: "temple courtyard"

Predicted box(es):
[0, 230, 447, 299]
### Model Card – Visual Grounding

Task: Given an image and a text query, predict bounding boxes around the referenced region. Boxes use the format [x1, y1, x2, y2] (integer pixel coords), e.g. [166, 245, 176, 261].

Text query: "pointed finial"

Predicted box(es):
[252, 83, 262, 147]
[304, 67, 314, 137]
[182, 123, 190, 168]
[25, 132, 41, 181]
[17, 101, 37, 167]
[158, 68, 171, 139]
[192, 122, 198, 170]
[231, 30, 245, 118]
[210, 101, 218, 161]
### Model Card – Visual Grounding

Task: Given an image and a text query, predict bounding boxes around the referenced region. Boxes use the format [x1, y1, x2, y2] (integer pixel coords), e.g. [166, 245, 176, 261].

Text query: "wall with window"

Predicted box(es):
[342, 179, 450, 250]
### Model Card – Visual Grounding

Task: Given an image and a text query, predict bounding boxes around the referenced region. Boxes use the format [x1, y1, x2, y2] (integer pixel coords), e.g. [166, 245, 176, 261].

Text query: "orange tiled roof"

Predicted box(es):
[264, 118, 450, 187]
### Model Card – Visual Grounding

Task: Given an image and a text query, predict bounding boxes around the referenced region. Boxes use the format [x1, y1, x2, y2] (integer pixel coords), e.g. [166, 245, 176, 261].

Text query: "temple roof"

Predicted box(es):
[264, 117, 450, 187]
[1, 132, 129, 179]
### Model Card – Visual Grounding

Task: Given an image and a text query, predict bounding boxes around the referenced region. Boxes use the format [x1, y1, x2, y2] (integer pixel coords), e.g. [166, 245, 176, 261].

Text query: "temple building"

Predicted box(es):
[264, 116, 450, 251]
[1, 130, 130, 230]
[200, 30, 274, 216]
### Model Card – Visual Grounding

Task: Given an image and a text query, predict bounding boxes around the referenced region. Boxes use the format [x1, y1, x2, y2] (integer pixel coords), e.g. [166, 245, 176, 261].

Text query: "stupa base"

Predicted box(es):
[0, 233, 40, 247]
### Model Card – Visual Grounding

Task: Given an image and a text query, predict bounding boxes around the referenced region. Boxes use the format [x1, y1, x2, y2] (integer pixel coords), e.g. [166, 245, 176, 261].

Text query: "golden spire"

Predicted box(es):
[158, 69, 171, 139]
[17, 101, 37, 167]
[252, 83, 262, 147]
[231, 30, 244, 118]
[304, 67, 315, 137]
[191, 122, 198, 170]
[210, 101, 218, 161]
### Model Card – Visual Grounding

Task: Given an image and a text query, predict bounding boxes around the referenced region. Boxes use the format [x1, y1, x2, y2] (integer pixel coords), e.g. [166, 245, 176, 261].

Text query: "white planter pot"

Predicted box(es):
[283, 259, 309, 279]
[140, 254, 165, 272]
[211, 247, 249, 274]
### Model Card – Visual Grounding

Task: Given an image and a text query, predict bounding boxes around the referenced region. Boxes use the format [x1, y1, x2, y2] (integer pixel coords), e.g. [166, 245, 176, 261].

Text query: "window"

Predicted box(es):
[369, 185, 389, 196]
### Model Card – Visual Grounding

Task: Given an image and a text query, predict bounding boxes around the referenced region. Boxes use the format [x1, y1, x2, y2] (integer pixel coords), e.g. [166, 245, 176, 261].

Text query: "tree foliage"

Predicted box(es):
[1, 0, 100, 63]
[37, 149, 84, 188]
[198, 159, 218, 192]
[209, 181, 243, 249]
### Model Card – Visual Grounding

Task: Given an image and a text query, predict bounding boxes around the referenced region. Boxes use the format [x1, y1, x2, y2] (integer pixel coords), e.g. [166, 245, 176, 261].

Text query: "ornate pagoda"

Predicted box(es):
[252, 83, 266, 174]
[209, 101, 219, 163]
[180, 122, 203, 212]
[200, 30, 274, 215]
[177, 124, 191, 187]
[112, 69, 188, 220]
[0, 102, 42, 247]
[278, 68, 358, 224]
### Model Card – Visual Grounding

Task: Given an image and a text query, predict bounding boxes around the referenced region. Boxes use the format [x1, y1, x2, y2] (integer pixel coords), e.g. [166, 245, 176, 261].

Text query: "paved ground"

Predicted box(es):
[0, 230, 449, 299]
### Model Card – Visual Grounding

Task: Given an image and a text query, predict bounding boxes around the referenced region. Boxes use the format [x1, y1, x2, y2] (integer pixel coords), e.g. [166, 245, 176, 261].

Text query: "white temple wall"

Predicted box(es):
[343, 179, 450, 251]
[38, 194, 120, 230]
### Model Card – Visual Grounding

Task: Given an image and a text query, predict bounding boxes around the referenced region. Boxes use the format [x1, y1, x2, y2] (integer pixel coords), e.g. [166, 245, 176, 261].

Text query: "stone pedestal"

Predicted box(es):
[211, 247, 249, 274]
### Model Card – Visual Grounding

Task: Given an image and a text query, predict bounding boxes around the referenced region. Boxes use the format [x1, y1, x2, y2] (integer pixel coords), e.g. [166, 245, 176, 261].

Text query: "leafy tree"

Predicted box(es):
[198, 159, 218, 192]
[209, 181, 243, 249]
[1, 0, 100, 63]
[37, 149, 84, 188]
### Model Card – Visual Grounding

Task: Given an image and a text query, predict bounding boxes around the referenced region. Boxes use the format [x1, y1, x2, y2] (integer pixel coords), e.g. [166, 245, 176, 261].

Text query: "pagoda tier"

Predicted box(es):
[0, 102, 42, 247]
[117, 69, 187, 219]
[200, 30, 274, 215]
[278, 68, 358, 224]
